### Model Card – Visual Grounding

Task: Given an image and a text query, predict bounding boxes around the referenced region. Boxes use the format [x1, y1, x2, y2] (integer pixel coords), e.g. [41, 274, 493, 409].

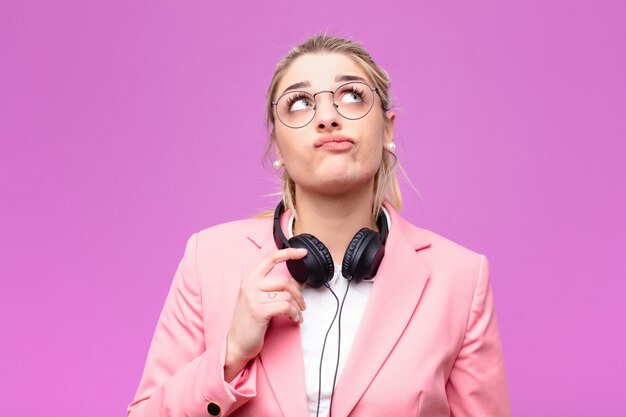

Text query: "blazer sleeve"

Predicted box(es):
[446, 254, 512, 417]
[127, 233, 257, 417]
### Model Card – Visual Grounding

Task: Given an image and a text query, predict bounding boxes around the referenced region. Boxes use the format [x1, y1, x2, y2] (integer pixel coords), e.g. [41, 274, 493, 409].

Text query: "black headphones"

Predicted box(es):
[273, 201, 389, 288]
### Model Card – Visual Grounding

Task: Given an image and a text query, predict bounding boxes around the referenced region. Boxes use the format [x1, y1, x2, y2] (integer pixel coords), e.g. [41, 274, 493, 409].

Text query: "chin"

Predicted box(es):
[310, 175, 374, 195]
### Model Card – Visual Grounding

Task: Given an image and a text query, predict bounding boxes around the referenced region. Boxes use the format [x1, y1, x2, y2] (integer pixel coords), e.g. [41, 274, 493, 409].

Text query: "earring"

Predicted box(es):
[386, 142, 396, 152]
[273, 160, 283, 170]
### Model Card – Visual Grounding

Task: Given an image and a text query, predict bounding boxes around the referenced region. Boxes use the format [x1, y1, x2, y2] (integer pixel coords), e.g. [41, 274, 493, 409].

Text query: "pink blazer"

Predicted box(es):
[128, 204, 511, 416]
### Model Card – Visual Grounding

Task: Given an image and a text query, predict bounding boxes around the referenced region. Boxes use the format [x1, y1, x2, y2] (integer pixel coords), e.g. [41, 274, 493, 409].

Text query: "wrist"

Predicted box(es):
[224, 338, 251, 381]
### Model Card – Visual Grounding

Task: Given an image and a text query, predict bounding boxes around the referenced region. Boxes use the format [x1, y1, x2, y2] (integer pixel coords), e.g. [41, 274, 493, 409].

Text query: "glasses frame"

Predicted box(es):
[271, 81, 381, 129]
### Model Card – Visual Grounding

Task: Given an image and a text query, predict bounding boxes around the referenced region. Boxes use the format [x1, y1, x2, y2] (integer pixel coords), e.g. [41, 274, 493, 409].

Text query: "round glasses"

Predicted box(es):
[271, 81, 380, 129]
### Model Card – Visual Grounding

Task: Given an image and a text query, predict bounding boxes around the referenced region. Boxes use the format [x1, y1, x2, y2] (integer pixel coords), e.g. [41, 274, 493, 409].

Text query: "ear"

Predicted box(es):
[383, 111, 396, 145]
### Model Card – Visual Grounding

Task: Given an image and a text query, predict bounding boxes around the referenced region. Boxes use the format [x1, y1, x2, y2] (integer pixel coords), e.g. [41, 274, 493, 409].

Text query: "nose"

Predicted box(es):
[313, 91, 342, 131]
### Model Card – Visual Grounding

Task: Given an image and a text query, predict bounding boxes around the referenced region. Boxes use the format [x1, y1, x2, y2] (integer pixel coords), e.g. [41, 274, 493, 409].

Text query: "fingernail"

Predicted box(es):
[296, 248, 307, 253]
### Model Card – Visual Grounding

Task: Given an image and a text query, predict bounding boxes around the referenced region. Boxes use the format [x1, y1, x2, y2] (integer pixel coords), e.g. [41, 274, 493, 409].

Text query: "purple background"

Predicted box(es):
[1, 1, 625, 416]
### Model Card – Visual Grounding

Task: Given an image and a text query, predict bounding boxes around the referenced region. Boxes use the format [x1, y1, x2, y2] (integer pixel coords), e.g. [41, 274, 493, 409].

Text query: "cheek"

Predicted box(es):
[274, 129, 297, 158]
[353, 143, 382, 181]
[274, 134, 311, 171]
[360, 126, 385, 166]
[367, 147, 385, 172]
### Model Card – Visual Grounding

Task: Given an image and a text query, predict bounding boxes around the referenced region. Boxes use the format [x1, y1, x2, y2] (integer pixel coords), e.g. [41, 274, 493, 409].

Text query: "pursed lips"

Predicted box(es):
[313, 135, 355, 148]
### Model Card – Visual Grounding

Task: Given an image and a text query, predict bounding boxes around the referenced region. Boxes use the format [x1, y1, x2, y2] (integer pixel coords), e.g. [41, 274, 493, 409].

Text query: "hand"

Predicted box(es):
[224, 248, 307, 380]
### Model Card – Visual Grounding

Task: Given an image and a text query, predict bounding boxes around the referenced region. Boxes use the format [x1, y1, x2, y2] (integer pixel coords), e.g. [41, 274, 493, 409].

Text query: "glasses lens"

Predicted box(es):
[276, 91, 315, 128]
[334, 82, 374, 120]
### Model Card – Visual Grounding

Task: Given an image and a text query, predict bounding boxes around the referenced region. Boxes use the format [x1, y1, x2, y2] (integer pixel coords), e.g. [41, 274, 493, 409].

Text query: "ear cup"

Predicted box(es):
[342, 228, 385, 281]
[342, 229, 368, 279]
[286, 233, 334, 288]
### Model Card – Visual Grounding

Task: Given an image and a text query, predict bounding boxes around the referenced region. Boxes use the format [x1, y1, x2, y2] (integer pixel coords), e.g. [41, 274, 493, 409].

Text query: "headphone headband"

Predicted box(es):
[273, 201, 290, 250]
[273, 201, 389, 248]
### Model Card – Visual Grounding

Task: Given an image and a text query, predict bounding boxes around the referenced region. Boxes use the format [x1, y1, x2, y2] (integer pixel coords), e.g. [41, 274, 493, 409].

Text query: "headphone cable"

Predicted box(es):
[315, 282, 340, 417]
[328, 277, 352, 417]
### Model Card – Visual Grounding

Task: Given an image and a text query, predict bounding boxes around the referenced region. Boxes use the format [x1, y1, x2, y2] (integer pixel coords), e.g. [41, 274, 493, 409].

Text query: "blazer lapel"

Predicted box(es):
[247, 214, 309, 417]
[330, 205, 431, 417]
[260, 310, 309, 417]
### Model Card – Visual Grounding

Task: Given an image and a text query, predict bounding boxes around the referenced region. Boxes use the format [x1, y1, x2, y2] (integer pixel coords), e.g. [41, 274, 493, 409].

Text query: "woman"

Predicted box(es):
[128, 35, 511, 417]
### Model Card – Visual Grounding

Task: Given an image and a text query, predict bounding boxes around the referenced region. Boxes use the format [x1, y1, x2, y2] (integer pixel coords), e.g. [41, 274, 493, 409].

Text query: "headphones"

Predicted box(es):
[273, 201, 389, 288]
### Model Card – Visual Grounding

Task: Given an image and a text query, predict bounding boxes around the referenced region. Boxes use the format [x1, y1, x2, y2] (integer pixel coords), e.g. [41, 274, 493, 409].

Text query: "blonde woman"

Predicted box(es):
[128, 35, 511, 417]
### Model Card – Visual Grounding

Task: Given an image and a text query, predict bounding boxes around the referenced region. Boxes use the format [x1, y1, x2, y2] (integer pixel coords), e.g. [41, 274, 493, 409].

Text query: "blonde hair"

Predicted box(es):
[264, 34, 402, 221]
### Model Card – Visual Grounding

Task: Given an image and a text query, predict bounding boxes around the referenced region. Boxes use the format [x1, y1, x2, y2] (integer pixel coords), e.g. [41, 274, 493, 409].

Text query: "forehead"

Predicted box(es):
[276, 53, 371, 93]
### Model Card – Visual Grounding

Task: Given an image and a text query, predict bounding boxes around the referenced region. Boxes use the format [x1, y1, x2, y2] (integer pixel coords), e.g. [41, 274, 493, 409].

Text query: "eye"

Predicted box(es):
[285, 93, 314, 112]
[339, 86, 365, 104]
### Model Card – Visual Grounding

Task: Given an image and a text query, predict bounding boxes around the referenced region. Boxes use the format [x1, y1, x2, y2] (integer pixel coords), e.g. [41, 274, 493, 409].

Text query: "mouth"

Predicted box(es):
[314, 135, 355, 151]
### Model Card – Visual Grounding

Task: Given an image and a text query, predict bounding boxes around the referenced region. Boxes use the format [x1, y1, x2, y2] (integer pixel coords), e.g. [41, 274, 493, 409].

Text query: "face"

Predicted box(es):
[272, 53, 395, 196]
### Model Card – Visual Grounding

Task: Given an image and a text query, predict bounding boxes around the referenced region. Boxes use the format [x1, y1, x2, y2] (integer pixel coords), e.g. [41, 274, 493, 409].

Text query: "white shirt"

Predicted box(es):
[288, 209, 390, 417]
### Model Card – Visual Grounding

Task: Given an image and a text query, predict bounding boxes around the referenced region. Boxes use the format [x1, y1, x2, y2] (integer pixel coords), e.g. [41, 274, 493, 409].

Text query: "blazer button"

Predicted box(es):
[206, 401, 221, 416]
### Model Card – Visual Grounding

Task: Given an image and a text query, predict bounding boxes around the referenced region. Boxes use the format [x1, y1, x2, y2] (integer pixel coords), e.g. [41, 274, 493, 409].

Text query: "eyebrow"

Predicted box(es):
[335, 74, 367, 83]
[282, 81, 311, 94]
[280, 74, 369, 95]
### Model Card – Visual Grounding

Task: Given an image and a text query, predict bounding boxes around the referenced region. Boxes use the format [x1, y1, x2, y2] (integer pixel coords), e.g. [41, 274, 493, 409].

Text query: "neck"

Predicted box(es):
[292, 182, 378, 265]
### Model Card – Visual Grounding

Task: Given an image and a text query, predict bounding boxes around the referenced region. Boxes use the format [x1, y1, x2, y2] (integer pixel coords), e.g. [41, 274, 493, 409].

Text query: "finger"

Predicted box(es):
[259, 276, 306, 310]
[288, 299, 303, 324]
[260, 291, 305, 315]
[254, 248, 308, 278]
[259, 300, 302, 324]
[259, 290, 291, 304]
[260, 293, 302, 320]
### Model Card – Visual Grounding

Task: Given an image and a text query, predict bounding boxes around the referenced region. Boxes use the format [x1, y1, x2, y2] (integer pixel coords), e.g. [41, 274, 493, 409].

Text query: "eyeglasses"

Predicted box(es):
[271, 81, 380, 129]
